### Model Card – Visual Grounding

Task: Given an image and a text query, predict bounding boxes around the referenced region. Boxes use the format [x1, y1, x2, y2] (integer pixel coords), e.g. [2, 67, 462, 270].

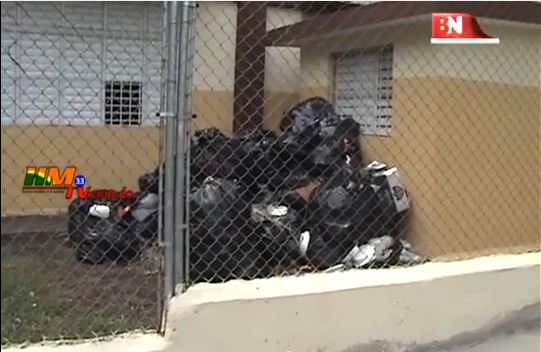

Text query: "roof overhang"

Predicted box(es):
[265, 1, 541, 47]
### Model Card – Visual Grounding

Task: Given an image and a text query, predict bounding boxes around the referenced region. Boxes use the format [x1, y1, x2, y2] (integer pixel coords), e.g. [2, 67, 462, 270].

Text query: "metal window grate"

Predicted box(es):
[104, 80, 142, 125]
[335, 45, 394, 136]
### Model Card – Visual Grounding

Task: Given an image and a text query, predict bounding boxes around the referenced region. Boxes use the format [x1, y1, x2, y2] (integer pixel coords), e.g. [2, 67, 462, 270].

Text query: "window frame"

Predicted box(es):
[333, 44, 394, 137]
[104, 80, 143, 126]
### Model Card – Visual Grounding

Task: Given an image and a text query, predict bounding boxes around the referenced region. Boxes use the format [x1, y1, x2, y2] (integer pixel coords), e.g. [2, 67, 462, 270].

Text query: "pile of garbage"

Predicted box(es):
[67, 168, 160, 264]
[67, 97, 427, 281]
[188, 97, 427, 282]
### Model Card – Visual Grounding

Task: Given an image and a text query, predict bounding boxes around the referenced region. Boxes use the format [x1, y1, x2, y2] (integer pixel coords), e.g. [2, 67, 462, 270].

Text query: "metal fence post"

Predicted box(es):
[162, 0, 180, 303]
[173, 1, 196, 292]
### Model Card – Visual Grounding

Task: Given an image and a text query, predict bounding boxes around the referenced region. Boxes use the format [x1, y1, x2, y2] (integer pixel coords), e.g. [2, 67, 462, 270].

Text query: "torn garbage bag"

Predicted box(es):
[280, 97, 340, 136]
[189, 177, 265, 282]
[310, 117, 362, 176]
[250, 191, 311, 271]
[303, 172, 388, 270]
[362, 161, 411, 239]
[339, 236, 428, 270]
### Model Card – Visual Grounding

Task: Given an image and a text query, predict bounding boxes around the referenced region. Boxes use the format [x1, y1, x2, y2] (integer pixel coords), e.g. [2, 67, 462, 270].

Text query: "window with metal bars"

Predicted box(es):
[104, 81, 142, 125]
[334, 45, 394, 136]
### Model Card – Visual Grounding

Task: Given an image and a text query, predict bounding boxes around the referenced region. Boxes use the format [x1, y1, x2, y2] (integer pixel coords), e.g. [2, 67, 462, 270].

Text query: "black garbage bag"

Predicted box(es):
[129, 192, 160, 241]
[190, 128, 247, 186]
[249, 187, 313, 272]
[310, 117, 362, 177]
[76, 217, 142, 265]
[280, 97, 340, 136]
[138, 166, 160, 194]
[68, 199, 142, 264]
[233, 127, 314, 192]
[232, 127, 280, 191]
[189, 177, 265, 282]
[279, 98, 363, 177]
[279, 98, 336, 157]
[301, 165, 392, 269]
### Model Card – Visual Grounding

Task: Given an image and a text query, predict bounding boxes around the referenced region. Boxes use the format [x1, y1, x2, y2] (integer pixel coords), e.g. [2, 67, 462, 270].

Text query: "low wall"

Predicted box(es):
[164, 253, 540, 352]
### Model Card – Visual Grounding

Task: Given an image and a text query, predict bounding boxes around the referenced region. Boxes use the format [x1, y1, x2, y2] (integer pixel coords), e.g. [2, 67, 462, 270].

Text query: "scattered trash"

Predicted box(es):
[343, 243, 377, 268]
[88, 204, 110, 219]
[68, 167, 160, 265]
[66, 96, 427, 279]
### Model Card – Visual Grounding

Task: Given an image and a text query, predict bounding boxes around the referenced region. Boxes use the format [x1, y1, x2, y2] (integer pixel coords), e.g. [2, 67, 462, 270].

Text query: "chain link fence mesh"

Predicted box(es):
[1, 0, 540, 346]
[183, 1, 540, 285]
[1, 1, 164, 345]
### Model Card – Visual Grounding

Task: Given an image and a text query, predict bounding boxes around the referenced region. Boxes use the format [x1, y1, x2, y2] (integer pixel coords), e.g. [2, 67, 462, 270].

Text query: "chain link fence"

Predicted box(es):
[1, 1, 165, 345]
[1, 0, 540, 347]
[180, 1, 540, 286]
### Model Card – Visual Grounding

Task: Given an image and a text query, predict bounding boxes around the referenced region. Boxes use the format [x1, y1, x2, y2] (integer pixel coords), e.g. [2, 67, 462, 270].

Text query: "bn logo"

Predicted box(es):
[438, 15, 463, 34]
[431, 13, 500, 44]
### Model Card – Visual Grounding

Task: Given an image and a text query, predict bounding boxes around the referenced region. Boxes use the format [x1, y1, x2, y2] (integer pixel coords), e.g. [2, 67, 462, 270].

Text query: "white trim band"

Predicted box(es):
[431, 38, 500, 44]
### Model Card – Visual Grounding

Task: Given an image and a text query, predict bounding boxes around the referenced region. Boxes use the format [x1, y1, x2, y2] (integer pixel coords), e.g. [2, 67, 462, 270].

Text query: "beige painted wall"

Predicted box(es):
[298, 19, 540, 257]
[1, 126, 161, 215]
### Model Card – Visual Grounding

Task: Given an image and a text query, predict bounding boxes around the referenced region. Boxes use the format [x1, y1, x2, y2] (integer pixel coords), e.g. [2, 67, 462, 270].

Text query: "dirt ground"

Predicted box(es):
[1, 223, 161, 345]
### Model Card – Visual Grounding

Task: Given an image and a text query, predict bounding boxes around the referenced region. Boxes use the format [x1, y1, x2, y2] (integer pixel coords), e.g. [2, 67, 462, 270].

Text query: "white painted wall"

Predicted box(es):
[0, 1, 163, 126]
[299, 17, 541, 92]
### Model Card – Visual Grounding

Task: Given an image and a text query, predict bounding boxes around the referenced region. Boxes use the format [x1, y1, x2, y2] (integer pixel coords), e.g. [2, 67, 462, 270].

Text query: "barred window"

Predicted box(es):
[104, 81, 142, 125]
[334, 45, 394, 136]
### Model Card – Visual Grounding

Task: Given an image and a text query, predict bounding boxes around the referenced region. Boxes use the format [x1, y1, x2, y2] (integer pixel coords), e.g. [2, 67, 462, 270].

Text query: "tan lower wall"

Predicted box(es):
[300, 77, 540, 258]
[263, 91, 300, 131]
[1, 126, 161, 215]
[192, 90, 234, 135]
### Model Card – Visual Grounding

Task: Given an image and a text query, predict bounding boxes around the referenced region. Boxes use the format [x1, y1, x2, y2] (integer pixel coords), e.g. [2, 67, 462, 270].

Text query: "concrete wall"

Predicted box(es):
[298, 19, 541, 257]
[164, 253, 540, 352]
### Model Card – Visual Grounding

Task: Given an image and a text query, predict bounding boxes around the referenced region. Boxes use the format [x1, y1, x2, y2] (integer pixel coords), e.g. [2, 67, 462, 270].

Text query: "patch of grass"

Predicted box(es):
[1, 255, 146, 345]
[1, 256, 65, 344]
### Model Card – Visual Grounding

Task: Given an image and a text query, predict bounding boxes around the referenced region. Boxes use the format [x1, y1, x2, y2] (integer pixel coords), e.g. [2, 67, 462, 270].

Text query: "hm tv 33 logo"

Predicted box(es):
[22, 166, 85, 193]
[22, 166, 135, 200]
[431, 13, 500, 44]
